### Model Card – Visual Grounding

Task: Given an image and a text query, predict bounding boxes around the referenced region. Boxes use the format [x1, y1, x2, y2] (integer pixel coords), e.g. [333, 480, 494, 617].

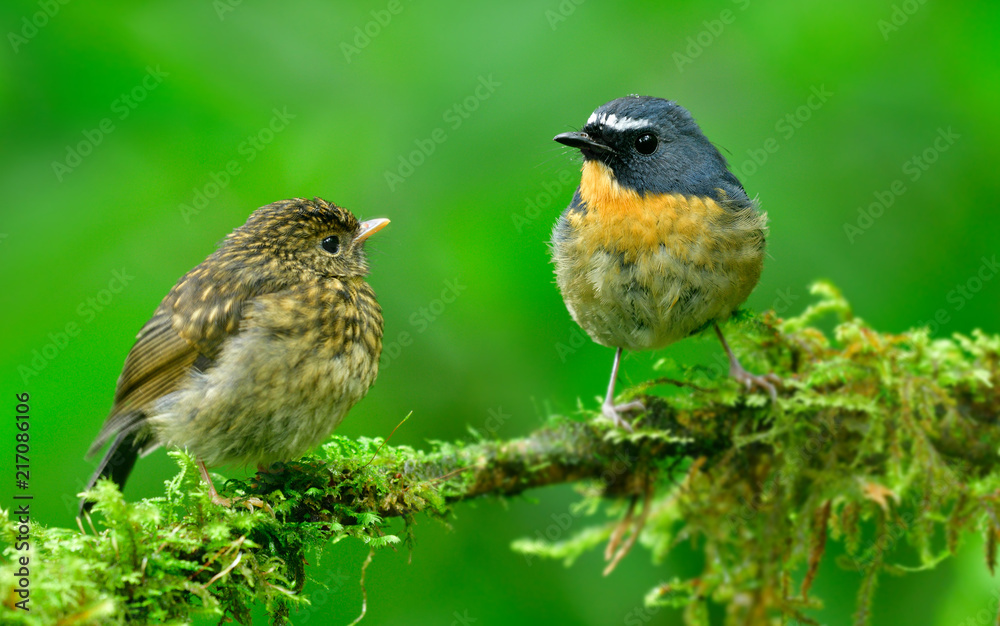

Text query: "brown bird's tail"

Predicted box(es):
[80, 429, 151, 515]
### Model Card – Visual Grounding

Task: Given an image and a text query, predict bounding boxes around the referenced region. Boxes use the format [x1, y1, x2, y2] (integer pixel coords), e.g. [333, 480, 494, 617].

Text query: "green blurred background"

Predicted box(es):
[2, 0, 999, 623]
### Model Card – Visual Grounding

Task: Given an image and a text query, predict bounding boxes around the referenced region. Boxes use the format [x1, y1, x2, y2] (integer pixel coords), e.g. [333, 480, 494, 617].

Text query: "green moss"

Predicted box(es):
[514, 282, 1000, 624]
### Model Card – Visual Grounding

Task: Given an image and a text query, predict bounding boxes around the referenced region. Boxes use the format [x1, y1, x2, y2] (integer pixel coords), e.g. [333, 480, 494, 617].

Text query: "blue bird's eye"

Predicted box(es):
[321, 236, 340, 254]
[634, 133, 658, 154]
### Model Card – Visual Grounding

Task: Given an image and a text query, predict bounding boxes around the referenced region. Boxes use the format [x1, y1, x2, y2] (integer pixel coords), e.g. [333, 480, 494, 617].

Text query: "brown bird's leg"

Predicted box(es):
[198, 460, 269, 511]
[714, 323, 780, 401]
[601, 347, 645, 431]
[197, 459, 232, 506]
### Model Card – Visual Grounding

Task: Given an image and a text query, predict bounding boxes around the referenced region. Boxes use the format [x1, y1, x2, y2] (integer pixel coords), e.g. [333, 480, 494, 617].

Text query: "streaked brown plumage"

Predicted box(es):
[81, 197, 388, 512]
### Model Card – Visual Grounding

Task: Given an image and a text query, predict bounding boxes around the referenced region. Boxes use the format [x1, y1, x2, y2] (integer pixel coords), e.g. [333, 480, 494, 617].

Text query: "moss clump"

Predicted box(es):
[515, 282, 1000, 625]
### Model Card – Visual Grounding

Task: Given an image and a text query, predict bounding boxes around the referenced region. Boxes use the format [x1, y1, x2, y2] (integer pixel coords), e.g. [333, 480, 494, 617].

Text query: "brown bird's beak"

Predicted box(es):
[553, 131, 612, 153]
[355, 218, 390, 243]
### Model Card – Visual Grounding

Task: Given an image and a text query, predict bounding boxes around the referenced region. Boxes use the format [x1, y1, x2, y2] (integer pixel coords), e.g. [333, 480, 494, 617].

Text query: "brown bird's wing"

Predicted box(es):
[87, 312, 201, 454]
[82, 259, 287, 513]
[87, 261, 267, 455]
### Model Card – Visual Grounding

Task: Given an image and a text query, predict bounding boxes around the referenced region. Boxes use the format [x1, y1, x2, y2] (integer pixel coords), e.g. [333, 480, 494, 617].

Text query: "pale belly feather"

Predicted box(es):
[552, 180, 766, 352]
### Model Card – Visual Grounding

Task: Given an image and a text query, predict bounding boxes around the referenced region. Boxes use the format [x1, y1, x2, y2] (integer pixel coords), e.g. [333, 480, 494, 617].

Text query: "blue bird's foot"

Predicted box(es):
[601, 346, 645, 431]
[715, 324, 781, 402]
[601, 398, 645, 432]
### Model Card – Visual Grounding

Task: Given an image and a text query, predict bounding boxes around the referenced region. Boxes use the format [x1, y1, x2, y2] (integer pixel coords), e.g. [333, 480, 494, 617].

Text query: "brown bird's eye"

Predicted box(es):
[321, 236, 340, 254]
[634, 133, 658, 154]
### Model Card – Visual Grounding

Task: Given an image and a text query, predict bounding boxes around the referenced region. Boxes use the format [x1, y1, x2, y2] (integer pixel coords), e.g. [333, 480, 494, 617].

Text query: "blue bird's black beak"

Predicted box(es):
[553, 131, 612, 153]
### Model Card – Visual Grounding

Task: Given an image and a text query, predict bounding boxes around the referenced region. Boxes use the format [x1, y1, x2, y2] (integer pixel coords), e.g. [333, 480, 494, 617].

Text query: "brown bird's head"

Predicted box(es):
[223, 197, 389, 280]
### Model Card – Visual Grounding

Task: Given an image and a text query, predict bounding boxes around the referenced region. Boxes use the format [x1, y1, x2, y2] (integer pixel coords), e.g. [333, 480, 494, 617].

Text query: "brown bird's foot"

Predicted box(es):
[236, 496, 269, 512]
[197, 460, 232, 505]
[197, 459, 268, 511]
[714, 324, 781, 402]
[601, 347, 645, 431]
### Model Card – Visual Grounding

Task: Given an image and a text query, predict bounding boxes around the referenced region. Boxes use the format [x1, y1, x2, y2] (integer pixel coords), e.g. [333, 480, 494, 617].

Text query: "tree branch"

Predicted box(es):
[292, 395, 729, 522]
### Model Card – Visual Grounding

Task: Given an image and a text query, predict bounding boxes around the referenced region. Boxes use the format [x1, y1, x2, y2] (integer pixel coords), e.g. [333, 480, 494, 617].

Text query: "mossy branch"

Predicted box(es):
[266, 396, 729, 521]
[3, 282, 1000, 626]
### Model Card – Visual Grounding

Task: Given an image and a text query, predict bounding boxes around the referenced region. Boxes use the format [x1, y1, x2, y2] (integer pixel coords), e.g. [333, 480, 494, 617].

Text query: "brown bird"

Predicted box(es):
[81, 198, 388, 512]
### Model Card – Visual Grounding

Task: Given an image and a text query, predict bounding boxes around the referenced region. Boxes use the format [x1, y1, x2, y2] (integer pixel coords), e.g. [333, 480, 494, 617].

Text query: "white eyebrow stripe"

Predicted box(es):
[586, 111, 652, 131]
[605, 115, 651, 131]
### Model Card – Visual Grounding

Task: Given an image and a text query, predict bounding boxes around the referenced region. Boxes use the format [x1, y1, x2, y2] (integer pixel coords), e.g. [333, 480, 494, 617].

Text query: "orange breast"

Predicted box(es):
[571, 160, 739, 267]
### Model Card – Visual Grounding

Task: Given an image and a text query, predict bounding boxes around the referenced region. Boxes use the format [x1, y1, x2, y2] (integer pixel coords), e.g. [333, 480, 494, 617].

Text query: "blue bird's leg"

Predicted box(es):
[601, 347, 646, 431]
[714, 324, 780, 402]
